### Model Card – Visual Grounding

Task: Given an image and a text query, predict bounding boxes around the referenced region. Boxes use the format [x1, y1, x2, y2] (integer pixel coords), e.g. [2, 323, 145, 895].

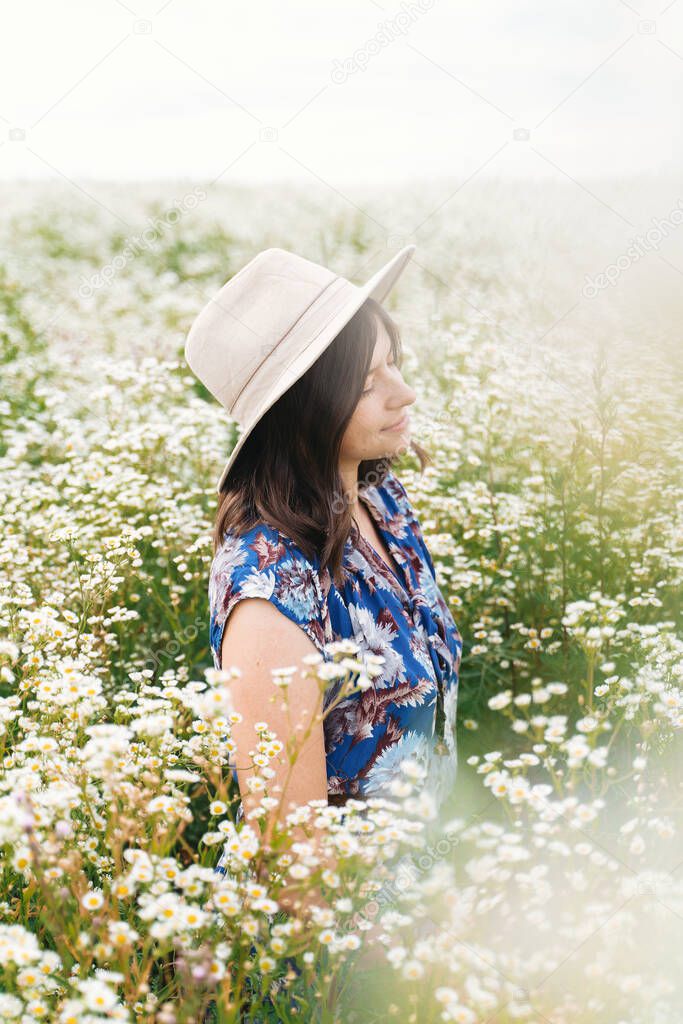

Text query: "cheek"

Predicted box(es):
[342, 401, 384, 450]
[347, 400, 383, 437]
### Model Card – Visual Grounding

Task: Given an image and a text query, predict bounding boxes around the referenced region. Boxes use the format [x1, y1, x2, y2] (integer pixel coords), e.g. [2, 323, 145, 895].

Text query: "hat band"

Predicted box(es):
[230, 275, 360, 422]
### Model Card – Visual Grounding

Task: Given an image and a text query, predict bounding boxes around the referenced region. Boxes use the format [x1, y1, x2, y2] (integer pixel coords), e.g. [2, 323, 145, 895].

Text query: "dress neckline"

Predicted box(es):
[356, 486, 413, 605]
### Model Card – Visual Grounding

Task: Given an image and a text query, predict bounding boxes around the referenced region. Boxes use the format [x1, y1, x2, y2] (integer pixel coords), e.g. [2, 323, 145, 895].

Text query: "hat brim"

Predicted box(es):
[215, 244, 416, 494]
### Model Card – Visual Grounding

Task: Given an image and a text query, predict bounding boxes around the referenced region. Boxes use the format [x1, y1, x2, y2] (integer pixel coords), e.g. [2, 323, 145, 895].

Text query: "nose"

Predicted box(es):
[393, 378, 416, 409]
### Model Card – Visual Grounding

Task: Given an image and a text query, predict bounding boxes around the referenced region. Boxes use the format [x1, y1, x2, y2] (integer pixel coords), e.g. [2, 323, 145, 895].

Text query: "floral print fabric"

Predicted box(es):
[208, 471, 463, 843]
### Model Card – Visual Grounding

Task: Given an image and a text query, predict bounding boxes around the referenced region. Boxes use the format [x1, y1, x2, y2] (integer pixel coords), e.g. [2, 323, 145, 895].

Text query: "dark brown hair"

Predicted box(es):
[212, 296, 431, 588]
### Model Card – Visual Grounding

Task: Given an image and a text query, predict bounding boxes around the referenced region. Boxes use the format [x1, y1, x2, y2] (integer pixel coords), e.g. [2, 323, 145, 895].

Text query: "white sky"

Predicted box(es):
[1, 0, 682, 186]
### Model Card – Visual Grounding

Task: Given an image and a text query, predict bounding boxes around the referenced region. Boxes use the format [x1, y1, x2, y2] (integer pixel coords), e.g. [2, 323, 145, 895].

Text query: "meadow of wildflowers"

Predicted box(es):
[0, 178, 681, 1022]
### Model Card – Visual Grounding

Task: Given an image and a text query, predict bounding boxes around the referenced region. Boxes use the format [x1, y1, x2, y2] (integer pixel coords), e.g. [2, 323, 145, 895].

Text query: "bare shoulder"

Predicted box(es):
[221, 596, 321, 668]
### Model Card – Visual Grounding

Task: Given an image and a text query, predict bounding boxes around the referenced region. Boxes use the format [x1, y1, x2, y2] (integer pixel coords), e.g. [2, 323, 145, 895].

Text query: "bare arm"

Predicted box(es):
[220, 597, 338, 916]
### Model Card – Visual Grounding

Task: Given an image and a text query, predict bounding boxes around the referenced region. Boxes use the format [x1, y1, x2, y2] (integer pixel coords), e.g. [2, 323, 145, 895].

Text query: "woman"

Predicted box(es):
[185, 243, 462, 921]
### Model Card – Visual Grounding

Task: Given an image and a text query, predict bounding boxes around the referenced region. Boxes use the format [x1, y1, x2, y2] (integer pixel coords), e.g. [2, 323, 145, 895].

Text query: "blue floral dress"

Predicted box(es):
[208, 470, 463, 848]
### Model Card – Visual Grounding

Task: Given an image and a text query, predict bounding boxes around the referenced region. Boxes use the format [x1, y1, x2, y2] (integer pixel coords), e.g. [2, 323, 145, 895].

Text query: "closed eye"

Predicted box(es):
[362, 357, 397, 396]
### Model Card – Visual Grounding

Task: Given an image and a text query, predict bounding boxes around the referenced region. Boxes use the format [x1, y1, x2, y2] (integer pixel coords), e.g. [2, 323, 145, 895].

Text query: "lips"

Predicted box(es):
[383, 413, 410, 431]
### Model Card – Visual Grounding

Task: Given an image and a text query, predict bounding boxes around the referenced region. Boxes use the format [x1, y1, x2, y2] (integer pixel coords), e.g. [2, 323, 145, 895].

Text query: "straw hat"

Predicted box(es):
[184, 244, 416, 493]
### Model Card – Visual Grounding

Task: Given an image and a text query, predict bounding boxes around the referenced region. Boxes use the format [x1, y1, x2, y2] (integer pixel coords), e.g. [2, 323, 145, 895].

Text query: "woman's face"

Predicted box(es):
[340, 319, 417, 463]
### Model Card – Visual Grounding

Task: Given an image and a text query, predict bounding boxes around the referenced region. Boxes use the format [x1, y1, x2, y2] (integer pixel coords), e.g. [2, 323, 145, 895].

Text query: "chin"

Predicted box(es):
[378, 435, 410, 458]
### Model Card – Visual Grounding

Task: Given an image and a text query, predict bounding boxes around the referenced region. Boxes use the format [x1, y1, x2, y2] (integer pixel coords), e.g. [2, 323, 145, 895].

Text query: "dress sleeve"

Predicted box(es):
[208, 524, 332, 671]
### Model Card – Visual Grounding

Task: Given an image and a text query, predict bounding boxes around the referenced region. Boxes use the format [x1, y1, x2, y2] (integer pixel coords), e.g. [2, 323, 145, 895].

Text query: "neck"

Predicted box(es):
[338, 458, 361, 518]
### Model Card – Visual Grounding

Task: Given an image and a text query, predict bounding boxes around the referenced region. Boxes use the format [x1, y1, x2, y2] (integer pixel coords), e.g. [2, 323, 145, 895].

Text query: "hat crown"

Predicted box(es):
[184, 248, 339, 414]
